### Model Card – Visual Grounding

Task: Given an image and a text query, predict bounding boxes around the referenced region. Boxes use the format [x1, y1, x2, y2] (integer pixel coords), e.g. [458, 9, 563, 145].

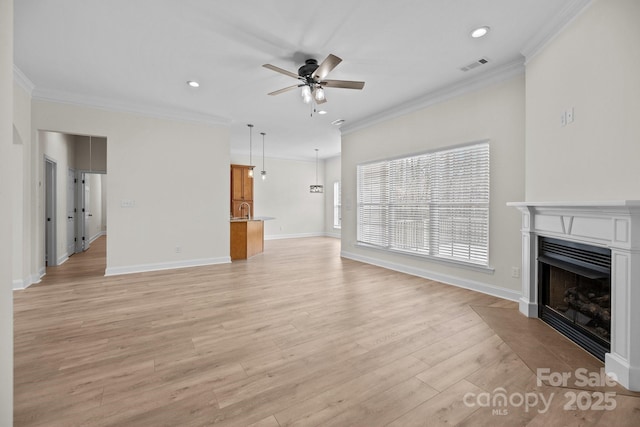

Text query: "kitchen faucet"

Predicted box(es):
[238, 202, 251, 219]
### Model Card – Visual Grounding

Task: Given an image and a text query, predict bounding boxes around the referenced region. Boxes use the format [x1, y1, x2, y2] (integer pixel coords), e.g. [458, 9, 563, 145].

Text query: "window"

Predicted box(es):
[357, 142, 489, 266]
[333, 181, 341, 229]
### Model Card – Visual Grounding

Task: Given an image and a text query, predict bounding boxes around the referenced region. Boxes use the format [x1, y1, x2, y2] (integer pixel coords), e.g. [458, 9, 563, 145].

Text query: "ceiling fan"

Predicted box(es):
[262, 54, 365, 105]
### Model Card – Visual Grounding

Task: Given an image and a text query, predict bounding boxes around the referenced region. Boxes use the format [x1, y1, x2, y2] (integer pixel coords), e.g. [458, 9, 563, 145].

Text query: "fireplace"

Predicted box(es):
[538, 237, 611, 361]
[507, 201, 640, 391]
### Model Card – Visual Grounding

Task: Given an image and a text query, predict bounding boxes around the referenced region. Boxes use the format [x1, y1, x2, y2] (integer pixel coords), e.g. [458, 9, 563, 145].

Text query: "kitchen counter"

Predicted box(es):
[230, 219, 264, 260]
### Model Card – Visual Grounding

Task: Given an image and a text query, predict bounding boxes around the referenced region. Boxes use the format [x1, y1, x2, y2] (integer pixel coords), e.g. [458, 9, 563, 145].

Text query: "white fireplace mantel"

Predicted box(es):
[507, 201, 640, 391]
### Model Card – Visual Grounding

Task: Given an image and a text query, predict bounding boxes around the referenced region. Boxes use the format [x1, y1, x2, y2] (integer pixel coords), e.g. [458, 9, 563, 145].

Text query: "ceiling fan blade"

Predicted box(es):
[321, 79, 365, 90]
[262, 64, 300, 79]
[311, 54, 342, 80]
[268, 84, 300, 96]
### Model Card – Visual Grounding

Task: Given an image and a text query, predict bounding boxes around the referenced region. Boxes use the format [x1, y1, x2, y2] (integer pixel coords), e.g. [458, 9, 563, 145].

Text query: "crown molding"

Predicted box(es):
[13, 65, 35, 95]
[341, 57, 525, 136]
[31, 87, 232, 127]
[520, 0, 594, 64]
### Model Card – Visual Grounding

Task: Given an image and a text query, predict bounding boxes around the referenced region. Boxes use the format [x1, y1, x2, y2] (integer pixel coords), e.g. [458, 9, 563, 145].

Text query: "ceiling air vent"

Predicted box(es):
[460, 57, 489, 72]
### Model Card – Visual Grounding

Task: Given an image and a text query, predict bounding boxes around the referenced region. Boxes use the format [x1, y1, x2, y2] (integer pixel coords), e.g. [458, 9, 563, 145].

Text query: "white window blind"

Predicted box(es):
[357, 142, 489, 266]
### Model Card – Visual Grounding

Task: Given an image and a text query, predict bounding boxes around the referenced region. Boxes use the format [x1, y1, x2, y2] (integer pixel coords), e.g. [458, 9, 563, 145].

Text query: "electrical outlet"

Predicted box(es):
[511, 267, 521, 278]
[560, 111, 567, 127]
[175, 246, 182, 253]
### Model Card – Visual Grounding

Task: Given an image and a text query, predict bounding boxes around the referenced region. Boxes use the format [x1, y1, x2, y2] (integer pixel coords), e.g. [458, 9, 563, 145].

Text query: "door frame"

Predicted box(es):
[67, 167, 77, 257]
[45, 157, 57, 267]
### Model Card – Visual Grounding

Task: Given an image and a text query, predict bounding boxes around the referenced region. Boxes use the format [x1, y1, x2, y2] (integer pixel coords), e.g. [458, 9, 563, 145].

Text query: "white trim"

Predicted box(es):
[265, 232, 327, 241]
[32, 87, 232, 127]
[340, 250, 519, 302]
[520, 0, 594, 64]
[13, 65, 35, 95]
[325, 231, 341, 239]
[12, 280, 26, 291]
[104, 257, 231, 276]
[89, 230, 106, 244]
[341, 59, 524, 136]
[13, 269, 44, 291]
[56, 253, 69, 266]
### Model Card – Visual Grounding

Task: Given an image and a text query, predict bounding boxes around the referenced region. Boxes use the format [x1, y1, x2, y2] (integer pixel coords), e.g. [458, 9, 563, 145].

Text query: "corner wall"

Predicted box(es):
[525, 0, 640, 201]
[230, 154, 325, 239]
[0, 0, 14, 423]
[341, 76, 526, 299]
[32, 100, 231, 275]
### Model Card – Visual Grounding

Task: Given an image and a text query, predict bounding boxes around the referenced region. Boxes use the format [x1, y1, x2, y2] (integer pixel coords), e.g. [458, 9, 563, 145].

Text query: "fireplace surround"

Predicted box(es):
[508, 201, 640, 391]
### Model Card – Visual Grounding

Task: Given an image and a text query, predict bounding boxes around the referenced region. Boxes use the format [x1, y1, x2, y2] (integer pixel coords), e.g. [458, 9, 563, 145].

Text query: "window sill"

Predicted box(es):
[355, 242, 495, 274]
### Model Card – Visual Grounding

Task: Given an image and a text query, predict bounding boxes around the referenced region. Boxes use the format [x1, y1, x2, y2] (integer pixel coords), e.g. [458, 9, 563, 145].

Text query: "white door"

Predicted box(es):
[67, 168, 76, 256]
[76, 172, 91, 252]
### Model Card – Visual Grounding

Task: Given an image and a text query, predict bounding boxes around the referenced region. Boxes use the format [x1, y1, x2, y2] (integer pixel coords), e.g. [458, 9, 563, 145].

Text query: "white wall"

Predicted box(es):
[87, 173, 105, 242]
[525, 0, 640, 201]
[341, 76, 526, 299]
[101, 174, 108, 234]
[32, 100, 231, 275]
[1, 0, 14, 422]
[230, 154, 325, 239]
[40, 131, 76, 263]
[13, 81, 33, 289]
[324, 155, 341, 238]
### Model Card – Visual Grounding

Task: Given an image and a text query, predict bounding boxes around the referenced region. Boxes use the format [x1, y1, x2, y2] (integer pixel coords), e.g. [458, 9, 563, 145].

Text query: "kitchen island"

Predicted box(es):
[230, 218, 264, 260]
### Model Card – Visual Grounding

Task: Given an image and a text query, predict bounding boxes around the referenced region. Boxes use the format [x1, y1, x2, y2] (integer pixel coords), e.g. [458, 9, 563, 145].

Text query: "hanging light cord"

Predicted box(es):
[261, 132, 265, 171]
[315, 148, 319, 185]
[247, 124, 253, 166]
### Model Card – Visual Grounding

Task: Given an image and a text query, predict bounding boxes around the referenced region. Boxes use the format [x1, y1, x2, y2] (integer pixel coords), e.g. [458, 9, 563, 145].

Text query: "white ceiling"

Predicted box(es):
[14, 0, 586, 160]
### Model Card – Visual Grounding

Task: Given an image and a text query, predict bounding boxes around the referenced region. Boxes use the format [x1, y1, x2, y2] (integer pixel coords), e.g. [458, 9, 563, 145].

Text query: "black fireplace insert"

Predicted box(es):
[538, 236, 611, 361]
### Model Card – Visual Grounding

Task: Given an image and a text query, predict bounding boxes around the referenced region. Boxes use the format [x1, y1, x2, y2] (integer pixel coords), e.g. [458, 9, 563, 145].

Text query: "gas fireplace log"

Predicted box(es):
[564, 288, 611, 327]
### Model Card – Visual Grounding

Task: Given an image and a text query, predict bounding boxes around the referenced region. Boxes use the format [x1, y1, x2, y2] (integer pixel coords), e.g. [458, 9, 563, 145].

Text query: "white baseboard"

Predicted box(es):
[265, 232, 327, 241]
[89, 230, 106, 244]
[13, 269, 44, 291]
[12, 279, 26, 291]
[57, 253, 69, 266]
[325, 231, 341, 239]
[340, 250, 520, 302]
[104, 256, 231, 276]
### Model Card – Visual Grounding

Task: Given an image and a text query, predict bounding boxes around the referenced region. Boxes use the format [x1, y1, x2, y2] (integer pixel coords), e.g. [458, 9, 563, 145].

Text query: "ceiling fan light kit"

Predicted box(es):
[263, 54, 365, 109]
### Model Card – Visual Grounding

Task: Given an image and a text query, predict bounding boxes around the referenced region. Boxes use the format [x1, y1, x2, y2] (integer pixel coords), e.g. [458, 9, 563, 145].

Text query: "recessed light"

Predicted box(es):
[187, 80, 200, 88]
[318, 110, 327, 115]
[471, 26, 490, 38]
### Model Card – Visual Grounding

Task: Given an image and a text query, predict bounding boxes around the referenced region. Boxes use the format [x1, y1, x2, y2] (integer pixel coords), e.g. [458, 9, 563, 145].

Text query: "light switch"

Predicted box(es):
[560, 111, 566, 127]
[121, 199, 135, 208]
[566, 107, 574, 124]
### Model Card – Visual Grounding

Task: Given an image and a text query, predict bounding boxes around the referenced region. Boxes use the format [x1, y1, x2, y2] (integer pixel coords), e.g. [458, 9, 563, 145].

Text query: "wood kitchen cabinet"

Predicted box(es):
[230, 164, 254, 218]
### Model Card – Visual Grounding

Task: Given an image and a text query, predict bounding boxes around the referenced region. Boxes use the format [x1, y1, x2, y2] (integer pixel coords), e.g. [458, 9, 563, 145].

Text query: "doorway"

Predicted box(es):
[40, 131, 108, 272]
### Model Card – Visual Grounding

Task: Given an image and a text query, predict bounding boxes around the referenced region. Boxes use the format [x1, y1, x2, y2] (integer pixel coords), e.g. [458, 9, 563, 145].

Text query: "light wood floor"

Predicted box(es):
[14, 236, 640, 426]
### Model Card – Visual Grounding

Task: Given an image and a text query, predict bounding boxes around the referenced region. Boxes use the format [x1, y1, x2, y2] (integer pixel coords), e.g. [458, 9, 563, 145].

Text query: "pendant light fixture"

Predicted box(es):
[260, 132, 267, 180]
[310, 148, 323, 193]
[247, 124, 254, 177]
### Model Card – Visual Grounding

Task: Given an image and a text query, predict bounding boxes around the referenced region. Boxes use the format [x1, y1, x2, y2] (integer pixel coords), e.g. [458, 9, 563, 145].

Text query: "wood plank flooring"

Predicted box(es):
[13, 236, 640, 426]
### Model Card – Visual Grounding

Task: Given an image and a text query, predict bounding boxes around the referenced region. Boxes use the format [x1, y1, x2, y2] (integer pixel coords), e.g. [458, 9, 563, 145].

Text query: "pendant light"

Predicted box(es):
[310, 148, 323, 193]
[247, 124, 254, 177]
[260, 132, 267, 180]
